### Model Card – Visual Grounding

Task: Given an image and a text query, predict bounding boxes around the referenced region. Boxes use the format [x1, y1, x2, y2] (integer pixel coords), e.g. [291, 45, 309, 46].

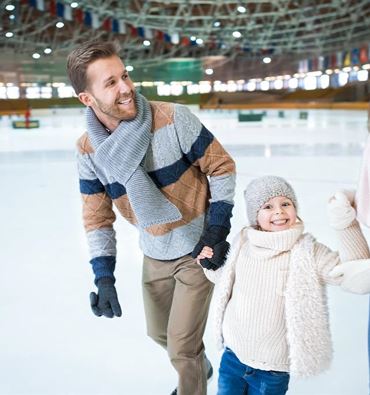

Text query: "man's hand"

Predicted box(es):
[90, 277, 122, 318]
[192, 225, 230, 271]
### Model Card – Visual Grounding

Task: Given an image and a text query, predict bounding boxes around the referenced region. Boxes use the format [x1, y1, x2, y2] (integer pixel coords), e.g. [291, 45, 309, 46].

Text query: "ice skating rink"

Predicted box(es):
[1, 106, 369, 395]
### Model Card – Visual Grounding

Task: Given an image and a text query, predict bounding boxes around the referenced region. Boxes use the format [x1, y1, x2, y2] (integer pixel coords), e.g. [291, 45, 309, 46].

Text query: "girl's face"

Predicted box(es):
[256, 196, 297, 232]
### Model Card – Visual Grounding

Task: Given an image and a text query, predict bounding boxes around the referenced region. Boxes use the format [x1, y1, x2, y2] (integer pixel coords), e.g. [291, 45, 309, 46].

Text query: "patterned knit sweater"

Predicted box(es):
[76, 101, 236, 282]
[204, 221, 370, 374]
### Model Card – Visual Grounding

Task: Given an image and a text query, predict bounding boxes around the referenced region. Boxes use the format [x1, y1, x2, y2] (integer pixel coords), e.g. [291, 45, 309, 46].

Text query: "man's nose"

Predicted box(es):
[118, 79, 131, 93]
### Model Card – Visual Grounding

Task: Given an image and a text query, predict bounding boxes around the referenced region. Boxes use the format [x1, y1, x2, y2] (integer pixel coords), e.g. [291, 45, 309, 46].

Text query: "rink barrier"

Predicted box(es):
[12, 120, 40, 129]
[201, 101, 369, 110]
[238, 112, 265, 122]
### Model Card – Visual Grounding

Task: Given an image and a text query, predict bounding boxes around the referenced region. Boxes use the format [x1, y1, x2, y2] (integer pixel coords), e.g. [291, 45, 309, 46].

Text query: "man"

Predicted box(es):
[67, 40, 236, 395]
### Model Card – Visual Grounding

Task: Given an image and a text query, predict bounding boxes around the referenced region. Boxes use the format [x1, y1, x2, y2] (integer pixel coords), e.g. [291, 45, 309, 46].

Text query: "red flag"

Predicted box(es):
[129, 25, 137, 36]
[102, 18, 111, 31]
[360, 46, 369, 64]
[49, 0, 56, 16]
[329, 54, 337, 68]
[181, 37, 190, 46]
[75, 8, 83, 23]
[156, 30, 164, 41]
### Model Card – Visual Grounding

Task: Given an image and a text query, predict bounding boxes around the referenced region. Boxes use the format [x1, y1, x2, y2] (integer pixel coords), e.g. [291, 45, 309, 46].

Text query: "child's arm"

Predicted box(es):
[317, 190, 370, 293]
[196, 246, 220, 283]
[329, 259, 370, 294]
[328, 190, 370, 262]
[197, 228, 246, 284]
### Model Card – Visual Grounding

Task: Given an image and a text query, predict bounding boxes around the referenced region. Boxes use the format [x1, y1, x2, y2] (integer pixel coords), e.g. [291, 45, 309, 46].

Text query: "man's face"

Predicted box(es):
[79, 55, 137, 128]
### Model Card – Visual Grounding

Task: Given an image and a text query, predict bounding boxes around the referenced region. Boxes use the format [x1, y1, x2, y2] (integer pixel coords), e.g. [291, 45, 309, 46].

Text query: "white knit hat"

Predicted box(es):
[244, 175, 298, 226]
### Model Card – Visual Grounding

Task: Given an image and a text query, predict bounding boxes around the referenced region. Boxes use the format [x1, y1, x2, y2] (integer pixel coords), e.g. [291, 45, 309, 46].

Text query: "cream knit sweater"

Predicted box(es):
[204, 221, 370, 374]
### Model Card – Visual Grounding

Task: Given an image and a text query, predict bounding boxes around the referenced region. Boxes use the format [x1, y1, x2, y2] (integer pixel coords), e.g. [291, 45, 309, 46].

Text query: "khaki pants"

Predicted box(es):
[142, 254, 214, 395]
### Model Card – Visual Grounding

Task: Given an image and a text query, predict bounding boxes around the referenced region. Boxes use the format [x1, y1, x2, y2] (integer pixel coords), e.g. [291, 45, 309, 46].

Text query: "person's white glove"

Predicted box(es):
[327, 190, 356, 230]
[329, 259, 370, 294]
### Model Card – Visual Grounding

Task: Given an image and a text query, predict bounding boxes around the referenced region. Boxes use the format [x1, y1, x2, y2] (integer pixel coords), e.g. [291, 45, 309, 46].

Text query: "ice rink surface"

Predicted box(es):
[0, 106, 369, 395]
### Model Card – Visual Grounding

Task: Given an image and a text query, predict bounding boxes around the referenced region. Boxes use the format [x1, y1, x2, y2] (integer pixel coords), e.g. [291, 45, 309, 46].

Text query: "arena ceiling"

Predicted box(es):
[0, 0, 369, 84]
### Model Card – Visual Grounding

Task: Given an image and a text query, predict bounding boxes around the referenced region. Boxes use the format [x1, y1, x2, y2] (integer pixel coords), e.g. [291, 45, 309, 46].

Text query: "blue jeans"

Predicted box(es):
[217, 348, 290, 395]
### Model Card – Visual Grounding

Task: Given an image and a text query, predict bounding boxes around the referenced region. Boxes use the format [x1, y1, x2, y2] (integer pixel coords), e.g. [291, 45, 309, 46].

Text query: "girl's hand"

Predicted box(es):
[328, 190, 356, 230]
[196, 246, 214, 265]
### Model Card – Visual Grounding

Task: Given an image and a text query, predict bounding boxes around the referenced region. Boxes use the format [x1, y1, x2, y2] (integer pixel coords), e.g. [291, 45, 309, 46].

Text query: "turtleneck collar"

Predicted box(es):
[247, 223, 304, 258]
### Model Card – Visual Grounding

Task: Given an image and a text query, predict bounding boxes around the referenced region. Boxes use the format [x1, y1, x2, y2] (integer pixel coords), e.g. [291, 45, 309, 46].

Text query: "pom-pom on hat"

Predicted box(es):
[244, 175, 298, 226]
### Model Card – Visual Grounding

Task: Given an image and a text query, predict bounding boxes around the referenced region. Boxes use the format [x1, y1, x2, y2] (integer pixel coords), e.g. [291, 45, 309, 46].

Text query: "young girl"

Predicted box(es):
[197, 175, 370, 395]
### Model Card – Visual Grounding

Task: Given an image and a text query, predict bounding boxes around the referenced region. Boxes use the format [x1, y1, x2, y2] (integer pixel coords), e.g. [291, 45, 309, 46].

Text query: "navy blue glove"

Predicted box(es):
[192, 225, 230, 271]
[90, 277, 122, 318]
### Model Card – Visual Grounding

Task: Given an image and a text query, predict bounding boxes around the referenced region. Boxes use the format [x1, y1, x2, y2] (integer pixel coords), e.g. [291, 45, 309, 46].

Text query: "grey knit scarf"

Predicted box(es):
[85, 93, 182, 229]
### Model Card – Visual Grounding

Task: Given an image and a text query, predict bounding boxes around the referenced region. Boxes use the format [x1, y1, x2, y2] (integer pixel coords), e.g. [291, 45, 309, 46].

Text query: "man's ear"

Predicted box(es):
[78, 92, 93, 107]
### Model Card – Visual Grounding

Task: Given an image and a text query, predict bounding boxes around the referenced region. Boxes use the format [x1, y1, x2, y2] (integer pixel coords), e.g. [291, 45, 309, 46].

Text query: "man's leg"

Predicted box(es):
[142, 254, 213, 395]
[142, 255, 175, 349]
[167, 255, 214, 395]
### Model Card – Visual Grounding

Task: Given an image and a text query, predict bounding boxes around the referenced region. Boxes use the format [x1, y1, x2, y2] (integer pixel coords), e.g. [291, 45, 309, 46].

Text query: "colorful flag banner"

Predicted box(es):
[336, 51, 343, 68]
[56, 2, 64, 18]
[343, 51, 351, 66]
[112, 19, 119, 33]
[75, 8, 83, 23]
[118, 20, 126, 34]
[137, 27, 145, 37]
[49, 0, 56, 16]
[359, 46, 368, 64]
[102, 18, 112, 31]
[84, 11, 92, 27]
[171, 33, 179, 44]
[64, 4, 72, 20]
[36, 0, 44, 11]
[351, 48, 360, 65]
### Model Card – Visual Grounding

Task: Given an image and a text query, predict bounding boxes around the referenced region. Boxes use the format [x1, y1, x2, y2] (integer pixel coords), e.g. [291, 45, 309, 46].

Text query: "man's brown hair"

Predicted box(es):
[67, 40, 120, 94]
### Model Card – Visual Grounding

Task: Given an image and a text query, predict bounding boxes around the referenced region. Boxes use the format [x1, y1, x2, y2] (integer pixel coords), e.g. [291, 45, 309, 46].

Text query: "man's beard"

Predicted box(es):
[94, 91, 137, 121]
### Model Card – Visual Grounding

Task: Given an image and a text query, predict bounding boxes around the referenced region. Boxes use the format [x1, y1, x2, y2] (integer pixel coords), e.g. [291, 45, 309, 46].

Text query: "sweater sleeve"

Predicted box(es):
[77, 147, 117, 284]
[315, 220, 370, 285]
[202, 229, 245, 283]
[173, 104, 236, 230]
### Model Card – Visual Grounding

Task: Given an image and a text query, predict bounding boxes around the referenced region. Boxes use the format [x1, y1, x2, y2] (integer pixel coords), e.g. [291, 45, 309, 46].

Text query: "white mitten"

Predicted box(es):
[329, 259, 370, 294]
[327, 190, 356, 230]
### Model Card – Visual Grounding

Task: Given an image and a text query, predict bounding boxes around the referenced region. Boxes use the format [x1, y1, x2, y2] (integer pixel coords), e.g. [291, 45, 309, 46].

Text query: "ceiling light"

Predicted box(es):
[5, 4, 15, 11]
[5, 32, 13, 38]
[213, 21, 221, 27]
[205, 68, 213, 75]
[237, 6, 247, 13]
[196, 38, 204, 45]
[143, 40, 151, 46]
[126, 65, 134, 72]
[232, 31, 242, 38]
[32, 53, 41, 59]
[70, 2, 79, 7]
[190, 36, 196, 41]
[262, 57, 271, 64]
[9, 14, 15, 20]
[44, 48, 52, 54]
[56, 21, 64, 28]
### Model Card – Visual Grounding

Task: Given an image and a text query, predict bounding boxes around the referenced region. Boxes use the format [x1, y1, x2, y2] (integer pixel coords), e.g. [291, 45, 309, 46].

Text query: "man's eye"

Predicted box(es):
[282, 202, 291, 207]
[122, 73, 128, 80]
[263, 205, 272, 210]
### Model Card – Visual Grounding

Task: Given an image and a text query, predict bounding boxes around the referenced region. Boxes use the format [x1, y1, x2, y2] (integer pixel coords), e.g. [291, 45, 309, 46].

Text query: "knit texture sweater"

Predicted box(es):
[204, 220, 370, 376]
[76, 101, 236, 282]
